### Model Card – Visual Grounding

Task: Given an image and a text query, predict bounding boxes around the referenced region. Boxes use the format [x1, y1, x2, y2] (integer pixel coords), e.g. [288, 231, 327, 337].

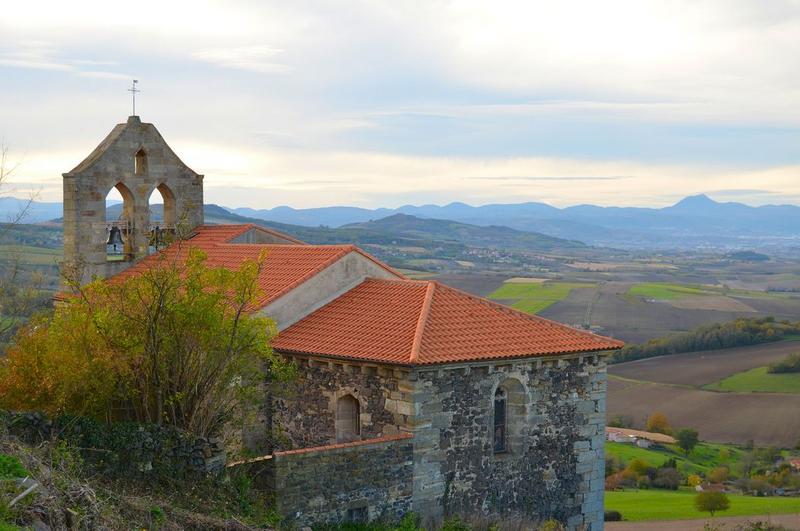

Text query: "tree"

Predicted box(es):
[653, 468, 682, 490]
[676, 428, 700, 455]
[0, 247, 294, 436]
[626, 458, 652, 477]
[694, 491, 730, 517]
[0, 143, 41, 346]
[646, 412, 672, 435]
[709, 466, 729, 484]
[687, 474, 702, 487]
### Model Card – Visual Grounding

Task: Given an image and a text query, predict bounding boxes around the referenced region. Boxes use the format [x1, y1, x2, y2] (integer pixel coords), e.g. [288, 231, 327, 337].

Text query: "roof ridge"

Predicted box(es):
[351, 247, 407, 280]
[366, 277, 426, 285]
[409, 281, 436, 363]
[431, 280, 623, 347]
[265, 246, 352, 304]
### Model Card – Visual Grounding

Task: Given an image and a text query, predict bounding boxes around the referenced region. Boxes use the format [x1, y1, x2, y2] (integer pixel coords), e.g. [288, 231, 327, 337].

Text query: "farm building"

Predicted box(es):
[605, 427, 676, 448]
[61, 115, 624, 529]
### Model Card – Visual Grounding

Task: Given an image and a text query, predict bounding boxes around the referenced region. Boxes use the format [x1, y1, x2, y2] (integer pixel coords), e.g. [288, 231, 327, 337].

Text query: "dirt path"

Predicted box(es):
[606, 513, 800, 530]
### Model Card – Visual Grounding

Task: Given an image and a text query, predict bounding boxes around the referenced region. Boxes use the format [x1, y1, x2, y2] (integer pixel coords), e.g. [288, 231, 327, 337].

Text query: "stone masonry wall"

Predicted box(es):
[233, 434, 414, 527]
[410, 354, 608, 530]
[267, 357, 414, 451]
[2, 411, 226, 477]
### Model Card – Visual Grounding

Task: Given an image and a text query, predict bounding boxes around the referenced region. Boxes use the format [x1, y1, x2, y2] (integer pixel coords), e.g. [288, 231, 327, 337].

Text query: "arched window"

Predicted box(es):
[494, 388, 507, 453]
[147, 184, 177, 252]
[493, 378, 526, 454]
[336, 394, 360, 443]
[105, 182, 135, 261]
[134, 148, 148, 175]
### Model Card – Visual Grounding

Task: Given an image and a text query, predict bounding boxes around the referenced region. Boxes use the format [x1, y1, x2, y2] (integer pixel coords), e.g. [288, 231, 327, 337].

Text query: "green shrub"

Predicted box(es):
[0, 454, 28, 479]
[149, 506, 166, 529]
[440, 517, 471, 531]
[768, 353, 800, 374]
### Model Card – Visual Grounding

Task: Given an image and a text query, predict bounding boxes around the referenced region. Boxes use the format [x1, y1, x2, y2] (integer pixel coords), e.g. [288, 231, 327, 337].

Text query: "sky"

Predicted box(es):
[1, 0, 800, 209]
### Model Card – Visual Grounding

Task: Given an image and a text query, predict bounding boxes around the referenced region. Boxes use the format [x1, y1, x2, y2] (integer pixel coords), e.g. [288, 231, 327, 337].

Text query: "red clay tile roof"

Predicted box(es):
[273, 278, 623, 365]
[183, 224, 305, 245]
[112, 225, 402, 309]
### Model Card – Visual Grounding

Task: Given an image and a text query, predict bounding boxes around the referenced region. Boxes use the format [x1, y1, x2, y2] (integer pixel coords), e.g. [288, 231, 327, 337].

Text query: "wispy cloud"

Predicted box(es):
[469, 176, 633, 182]
[0, 43, 129, 79]
[3, 1, 800, 208]
[192, 45, 289, 73]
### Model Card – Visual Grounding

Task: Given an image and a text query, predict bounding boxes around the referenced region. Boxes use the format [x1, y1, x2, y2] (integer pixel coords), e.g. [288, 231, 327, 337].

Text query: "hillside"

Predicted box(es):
[340, 213, 585, 250]
[2, 205, 584, 254]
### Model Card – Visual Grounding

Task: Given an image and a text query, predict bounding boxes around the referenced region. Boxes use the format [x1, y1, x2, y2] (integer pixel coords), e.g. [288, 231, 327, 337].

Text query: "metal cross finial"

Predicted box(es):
[128, 79, 140, 116]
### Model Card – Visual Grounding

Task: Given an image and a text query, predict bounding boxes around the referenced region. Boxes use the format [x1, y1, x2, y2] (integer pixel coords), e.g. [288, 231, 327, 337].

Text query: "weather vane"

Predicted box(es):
[128, 79, 140, 116]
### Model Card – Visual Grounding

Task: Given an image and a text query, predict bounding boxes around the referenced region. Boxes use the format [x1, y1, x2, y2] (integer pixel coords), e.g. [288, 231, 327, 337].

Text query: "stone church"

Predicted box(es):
[62, 115, 623, 530]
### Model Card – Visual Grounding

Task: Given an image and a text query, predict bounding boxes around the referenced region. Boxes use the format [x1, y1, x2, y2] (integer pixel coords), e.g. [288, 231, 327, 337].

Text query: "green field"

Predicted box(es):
[0, 245, 62, 265]
[628, 282, 711, 300]
[606, 441, 743, 476]
[605, 489, 800, 521]
[628, 281, 790, 301]
[705, 366, 800, 394]
[488, 281, 594, 314]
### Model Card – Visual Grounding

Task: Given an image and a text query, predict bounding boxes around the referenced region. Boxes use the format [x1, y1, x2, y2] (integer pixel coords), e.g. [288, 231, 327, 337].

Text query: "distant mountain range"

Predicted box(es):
[230, 195, 800, 250]
[204, 205, 584, 252]
[4, 195, 800, 250]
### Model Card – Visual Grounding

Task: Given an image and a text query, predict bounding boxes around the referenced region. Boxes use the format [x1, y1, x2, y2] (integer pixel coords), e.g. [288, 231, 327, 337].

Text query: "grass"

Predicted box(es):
[628, 282, 711, 300]
[0, 245, 62, 265]
[628, 282, 793, 301]
[705, 366, 800, 394]
[606, 441, 743, 476]
[488, 281, 594, 314]
[605, 489, 800, 521]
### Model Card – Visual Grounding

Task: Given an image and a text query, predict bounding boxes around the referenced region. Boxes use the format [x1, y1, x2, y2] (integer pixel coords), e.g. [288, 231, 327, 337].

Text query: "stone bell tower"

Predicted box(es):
[62, 115, 204, 283]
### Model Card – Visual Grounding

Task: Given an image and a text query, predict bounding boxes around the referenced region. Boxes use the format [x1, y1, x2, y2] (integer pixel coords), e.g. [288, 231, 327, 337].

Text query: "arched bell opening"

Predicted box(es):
[147, 184, 177, 252]
[105, 182, 135, 262]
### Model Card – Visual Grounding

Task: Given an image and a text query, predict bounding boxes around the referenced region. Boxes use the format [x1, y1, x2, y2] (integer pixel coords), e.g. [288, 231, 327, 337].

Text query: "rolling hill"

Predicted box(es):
[4, 204, 584, 254]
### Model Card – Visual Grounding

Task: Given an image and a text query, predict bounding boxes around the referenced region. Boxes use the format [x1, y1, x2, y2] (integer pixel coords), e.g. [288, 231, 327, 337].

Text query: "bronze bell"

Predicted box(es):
[149, 225, 162, 248]
[106, 226, 124, 246]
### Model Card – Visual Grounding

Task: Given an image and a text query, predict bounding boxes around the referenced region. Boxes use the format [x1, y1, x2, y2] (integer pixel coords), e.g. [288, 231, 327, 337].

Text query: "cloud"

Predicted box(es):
[469, 176, 632, 182]
[77, 71, 132, 80]
[2, 1, 800, 209]
[0, 43, 129, 79]
[705, 189, 778, 197]
[193, 46, 289, 73]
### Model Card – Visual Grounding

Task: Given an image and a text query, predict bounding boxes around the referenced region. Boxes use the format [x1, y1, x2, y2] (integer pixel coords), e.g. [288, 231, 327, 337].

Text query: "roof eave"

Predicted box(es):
[274, 344, 622, 368]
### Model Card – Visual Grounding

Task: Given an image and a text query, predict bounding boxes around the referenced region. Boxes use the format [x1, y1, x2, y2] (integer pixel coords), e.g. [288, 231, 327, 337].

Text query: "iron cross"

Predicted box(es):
[128, 79, 140, 116]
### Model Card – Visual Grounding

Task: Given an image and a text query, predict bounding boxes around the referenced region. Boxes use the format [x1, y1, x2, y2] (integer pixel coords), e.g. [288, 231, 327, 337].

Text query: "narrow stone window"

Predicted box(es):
[336, 394, 360, 442]
[494, 387, 507, 453]
[134, 148, 148, 175]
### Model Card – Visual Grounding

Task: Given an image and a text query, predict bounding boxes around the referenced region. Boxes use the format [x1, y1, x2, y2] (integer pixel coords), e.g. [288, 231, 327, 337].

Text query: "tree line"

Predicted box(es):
[611, 317, 800, 364]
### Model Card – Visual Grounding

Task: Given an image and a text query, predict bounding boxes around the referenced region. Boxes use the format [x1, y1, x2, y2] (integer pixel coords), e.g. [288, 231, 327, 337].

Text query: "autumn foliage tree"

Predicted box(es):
[0, 248, 293, 436]
[646, 411, 672, 435]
